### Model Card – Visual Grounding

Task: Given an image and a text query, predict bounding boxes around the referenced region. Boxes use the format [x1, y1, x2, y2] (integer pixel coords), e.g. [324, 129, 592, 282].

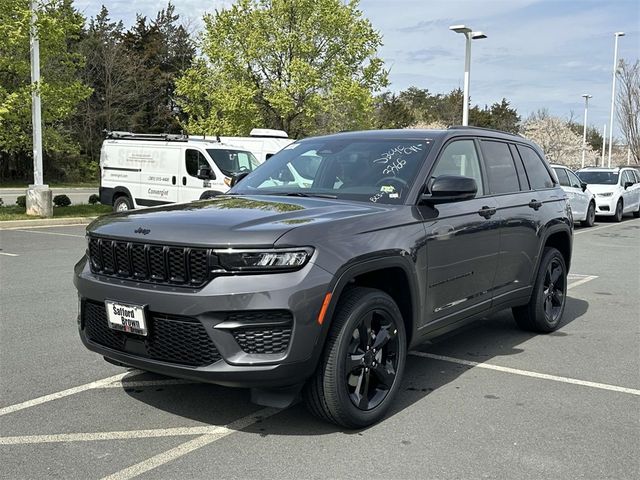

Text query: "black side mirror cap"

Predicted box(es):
[624, 181, 634, 189]
[581, 182, 587, 192]
[197, 168, 214, 180]
[420, 175, 478, 204]
[229, 171, 250, 187]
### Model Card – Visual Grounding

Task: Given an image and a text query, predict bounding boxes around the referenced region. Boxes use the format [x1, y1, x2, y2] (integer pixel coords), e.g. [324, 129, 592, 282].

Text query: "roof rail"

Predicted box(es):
[104, 131, 189, 142]
[447, 125, 522, 137]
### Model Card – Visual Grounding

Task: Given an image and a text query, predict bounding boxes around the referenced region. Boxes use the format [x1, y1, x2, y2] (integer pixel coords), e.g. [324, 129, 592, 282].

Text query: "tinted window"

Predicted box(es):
[185, 150, 211, 178]
[431, 140, 483, 196]
[480, 140, 520, 194]
[576, 171, 619, 185]
[622, 170, 634, 185]
[633, 170, 640, 183]
[553, 167, 570, 187]
[207, 149, 260, 177]
[518, 146, 554, 189]
[567, 170, 582, 189]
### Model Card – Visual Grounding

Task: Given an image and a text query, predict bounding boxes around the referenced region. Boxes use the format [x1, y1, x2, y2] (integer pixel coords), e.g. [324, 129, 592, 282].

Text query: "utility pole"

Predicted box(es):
[581, 94, 592, 168]
[601, 123, 607, 167]
[27, 0, 52, 217]
[607, 32, 625, 168]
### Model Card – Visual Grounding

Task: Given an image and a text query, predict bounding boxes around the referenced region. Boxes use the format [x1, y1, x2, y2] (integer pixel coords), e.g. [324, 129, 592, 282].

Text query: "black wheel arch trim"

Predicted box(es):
[536, 222, 573, 278]
[100, 186, 133, 206]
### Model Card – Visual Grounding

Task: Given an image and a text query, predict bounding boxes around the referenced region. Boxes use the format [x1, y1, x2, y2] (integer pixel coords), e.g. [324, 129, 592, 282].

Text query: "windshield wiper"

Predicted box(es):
[282, 192, 338, 199]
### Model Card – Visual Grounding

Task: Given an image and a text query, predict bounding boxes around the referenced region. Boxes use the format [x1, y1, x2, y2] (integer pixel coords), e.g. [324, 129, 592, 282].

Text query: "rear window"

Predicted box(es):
[553, 167, 570, 187]
[518, 146, 554, 189]
[480, 140, 520, 194]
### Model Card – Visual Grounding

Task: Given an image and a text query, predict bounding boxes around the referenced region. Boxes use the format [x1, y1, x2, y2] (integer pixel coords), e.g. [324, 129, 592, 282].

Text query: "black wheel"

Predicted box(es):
[113, 195, 133, 212]
[581, 202, 596, 227]
[513, 247, 567, 333]
[613, 199, 623, 222]
[303, 287, 407, 428]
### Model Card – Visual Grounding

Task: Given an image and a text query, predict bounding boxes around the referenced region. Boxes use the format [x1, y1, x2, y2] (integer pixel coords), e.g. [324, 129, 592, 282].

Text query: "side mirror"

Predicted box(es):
[420, 175, 478, 204]
[581, 182, 587, 192]
[197, 167, 214, 180]
[624, 181, 634, 189]
[229, 171, 250, 187]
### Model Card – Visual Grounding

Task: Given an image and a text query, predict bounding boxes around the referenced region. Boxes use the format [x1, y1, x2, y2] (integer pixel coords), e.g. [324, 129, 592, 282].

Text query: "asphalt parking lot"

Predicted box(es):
[1, 217, 639, 479]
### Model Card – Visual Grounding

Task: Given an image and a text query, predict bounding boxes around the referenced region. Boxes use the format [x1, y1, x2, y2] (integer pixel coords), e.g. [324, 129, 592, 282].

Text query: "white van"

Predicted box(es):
[193, 128, 294, 163]
[99, 132, 262, 211]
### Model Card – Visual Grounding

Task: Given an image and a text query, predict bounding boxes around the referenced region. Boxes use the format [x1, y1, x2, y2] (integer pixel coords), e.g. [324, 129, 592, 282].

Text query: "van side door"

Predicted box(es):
[178, 148, 219, 203]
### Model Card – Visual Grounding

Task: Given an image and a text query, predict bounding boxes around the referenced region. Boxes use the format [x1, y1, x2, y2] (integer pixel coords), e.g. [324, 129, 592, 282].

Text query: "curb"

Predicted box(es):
[0, 216, 96, 229]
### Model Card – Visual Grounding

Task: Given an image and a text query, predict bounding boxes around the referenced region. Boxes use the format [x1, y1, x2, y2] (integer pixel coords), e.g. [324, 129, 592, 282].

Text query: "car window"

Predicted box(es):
[622, 170, 634, 185]
[207, 149, 260, 177]
[185, 149, 211, 178]
[480, 140, 519, 195]
[430, 140, 483, 196]
[518, 145, 555, 189]
[231, 138, 433, 204]
[566, 170, 582, 189]
[577, 171, 619, 185]
[633, 170, 640, 183]
[553, 167, 570, 187]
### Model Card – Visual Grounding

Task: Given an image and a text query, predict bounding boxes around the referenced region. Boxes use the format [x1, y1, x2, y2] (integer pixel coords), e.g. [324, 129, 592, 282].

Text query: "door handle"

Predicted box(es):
[182, 177, 187, 186]
[478, 206, 497, 219]
[171, 176, 176, 185]
[528, 199, 543, 210]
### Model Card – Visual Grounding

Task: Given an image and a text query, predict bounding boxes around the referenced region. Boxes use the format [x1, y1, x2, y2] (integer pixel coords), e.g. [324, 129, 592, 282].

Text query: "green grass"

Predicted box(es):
[0, 181, 99, 189]
[0, 204, 112, 221]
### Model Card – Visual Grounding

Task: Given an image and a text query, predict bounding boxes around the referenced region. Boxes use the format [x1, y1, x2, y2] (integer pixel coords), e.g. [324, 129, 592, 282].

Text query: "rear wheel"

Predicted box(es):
[113, 195, 133, 212]
[303, 287, 407, 428]
[613, 199, 623, 222]
[513, 247, 567, 333]
[580, 202, 596, 227]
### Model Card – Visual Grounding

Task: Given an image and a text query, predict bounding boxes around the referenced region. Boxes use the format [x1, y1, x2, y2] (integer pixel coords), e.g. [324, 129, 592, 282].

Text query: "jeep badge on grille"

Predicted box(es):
[134, 227, 150, 235]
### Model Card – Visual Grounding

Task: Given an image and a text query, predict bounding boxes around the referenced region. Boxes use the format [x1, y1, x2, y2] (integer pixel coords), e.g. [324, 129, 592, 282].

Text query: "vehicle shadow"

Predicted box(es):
[121, 296, 589, 435]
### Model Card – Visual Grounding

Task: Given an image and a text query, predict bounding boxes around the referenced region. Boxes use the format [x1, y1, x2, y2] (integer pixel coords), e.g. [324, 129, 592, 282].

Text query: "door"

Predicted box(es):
[421, 139, 500, 325]
[179, 148, 217, 203]
[553, 167, 582, 219]
[620, 170, 639, 213]
[566, 169, 590, 220]
[135, 145, 178, 206]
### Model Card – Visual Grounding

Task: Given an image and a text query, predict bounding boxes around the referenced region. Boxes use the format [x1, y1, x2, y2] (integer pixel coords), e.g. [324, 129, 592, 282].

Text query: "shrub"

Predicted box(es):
[53, 194, 71, 207]
[16, 195, 26, 208]
[88, 193, 100, 205]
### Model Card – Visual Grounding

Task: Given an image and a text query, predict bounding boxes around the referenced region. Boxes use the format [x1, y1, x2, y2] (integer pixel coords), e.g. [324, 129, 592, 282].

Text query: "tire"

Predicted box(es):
[303, 287, 407, 428]
[113, 195, 133, 212]
[580, 202, 596, 227]
[633, 201, 640, 218]
[513, 247, 567, 333]
[613, 199, 623, 222]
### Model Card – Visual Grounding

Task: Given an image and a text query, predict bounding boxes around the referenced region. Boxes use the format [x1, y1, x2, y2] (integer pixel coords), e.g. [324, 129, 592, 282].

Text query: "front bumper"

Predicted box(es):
[595, 195, 616, 216]
[74, 256, 333, 388]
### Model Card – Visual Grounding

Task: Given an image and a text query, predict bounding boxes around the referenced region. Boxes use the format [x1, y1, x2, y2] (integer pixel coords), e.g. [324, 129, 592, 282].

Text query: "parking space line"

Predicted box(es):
[574, 219, 640, 235]
[567, 275, 598, 290]
[0, 252, 19, 257]
[409, 351, 640, 396]
[100, 408, 280, 480]
[10, 229, 84, 238]
[0, 371, 142, 417]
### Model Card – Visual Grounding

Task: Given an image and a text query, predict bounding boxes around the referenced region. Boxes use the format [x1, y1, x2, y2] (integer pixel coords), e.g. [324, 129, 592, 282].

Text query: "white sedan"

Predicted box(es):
[551, 164, 596, 227]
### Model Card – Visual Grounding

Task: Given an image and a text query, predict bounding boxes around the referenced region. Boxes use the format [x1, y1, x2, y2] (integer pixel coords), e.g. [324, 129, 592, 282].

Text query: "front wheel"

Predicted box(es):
[513, 247, 567, 333]
[613, 199, 623, 222]
[113, 195, 133, 212]
[303, 287, 407, 428]
[580, 202, 596, 227]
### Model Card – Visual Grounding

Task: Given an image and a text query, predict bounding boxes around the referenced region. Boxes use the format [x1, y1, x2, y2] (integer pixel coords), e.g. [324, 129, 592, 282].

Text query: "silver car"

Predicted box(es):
[552, 164, 596, 227]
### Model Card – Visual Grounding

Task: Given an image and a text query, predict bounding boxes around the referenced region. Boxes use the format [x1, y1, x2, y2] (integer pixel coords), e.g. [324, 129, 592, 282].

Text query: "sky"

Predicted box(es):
[74, 0, 640, 136]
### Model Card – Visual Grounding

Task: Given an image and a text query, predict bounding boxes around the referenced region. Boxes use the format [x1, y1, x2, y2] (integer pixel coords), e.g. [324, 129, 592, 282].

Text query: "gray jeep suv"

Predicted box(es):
[74, 127, 572, 428]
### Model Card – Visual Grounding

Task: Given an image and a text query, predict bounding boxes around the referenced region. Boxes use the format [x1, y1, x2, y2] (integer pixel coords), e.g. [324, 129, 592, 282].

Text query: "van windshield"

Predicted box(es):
[207, 149, 260, 177]
[577, 171, 619, 185]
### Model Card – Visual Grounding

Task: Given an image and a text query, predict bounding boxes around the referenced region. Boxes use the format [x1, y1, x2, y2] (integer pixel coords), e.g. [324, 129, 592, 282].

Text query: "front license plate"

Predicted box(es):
[105, 300, 148, 336]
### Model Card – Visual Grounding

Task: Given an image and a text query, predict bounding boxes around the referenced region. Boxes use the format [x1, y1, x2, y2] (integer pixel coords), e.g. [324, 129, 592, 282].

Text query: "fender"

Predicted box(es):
[99, 186, 132, 206]
[534, 220, 573, 280]
[312, 252, 422, 355]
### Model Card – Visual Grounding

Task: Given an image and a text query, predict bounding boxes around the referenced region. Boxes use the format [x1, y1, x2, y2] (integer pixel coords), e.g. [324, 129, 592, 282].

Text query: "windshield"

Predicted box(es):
[577, 171, 619, 185]
[229, 138, 433, 204]
[207, 149, 260, 177]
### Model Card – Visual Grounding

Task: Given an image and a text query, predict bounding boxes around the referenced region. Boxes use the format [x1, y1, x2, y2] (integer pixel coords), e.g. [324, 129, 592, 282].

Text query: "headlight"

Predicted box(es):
[597, 192, 614, 197]
[216, 247, 313, 272]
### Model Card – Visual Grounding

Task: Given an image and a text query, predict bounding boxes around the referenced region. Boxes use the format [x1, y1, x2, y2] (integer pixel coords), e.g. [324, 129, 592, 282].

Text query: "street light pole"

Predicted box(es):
[601, 123, 607, 167]
[449, 25, 487, 126]
[27, 0, 52, 217]
[607, 32, 625, 168]
[581, 94, 592, 168]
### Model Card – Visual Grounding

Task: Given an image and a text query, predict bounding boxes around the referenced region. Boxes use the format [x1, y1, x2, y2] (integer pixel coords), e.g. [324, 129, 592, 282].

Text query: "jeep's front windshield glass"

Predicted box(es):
[576, 171, 619, 185]
[207, 149, 260, 177]
[229, 138, 432, 204]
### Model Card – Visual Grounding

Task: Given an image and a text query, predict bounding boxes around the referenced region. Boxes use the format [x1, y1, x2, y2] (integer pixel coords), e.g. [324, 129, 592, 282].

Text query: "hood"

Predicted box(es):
[87, 195, 393, 247]
[584, 183, 620, 194]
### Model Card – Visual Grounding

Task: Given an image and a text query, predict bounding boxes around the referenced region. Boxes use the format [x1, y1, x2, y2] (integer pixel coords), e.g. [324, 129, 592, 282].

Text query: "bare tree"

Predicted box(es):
[616, 59, 639, 164]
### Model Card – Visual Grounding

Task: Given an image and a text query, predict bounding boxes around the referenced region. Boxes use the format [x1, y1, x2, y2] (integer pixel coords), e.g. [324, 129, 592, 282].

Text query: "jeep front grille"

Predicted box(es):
[88, 237, 212, 287]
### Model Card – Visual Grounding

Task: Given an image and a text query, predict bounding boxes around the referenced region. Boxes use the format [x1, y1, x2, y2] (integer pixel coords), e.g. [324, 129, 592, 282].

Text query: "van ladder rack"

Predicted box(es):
[105, 131, 189, 142]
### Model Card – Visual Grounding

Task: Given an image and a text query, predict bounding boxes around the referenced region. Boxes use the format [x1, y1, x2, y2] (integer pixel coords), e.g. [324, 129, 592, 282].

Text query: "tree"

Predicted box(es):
[522, 110, 598, 168]
[176, 0, 388, 138]
[616, 59, 639, 164]
[374, 92, 414, 129]
[0, 0, 91, 180]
